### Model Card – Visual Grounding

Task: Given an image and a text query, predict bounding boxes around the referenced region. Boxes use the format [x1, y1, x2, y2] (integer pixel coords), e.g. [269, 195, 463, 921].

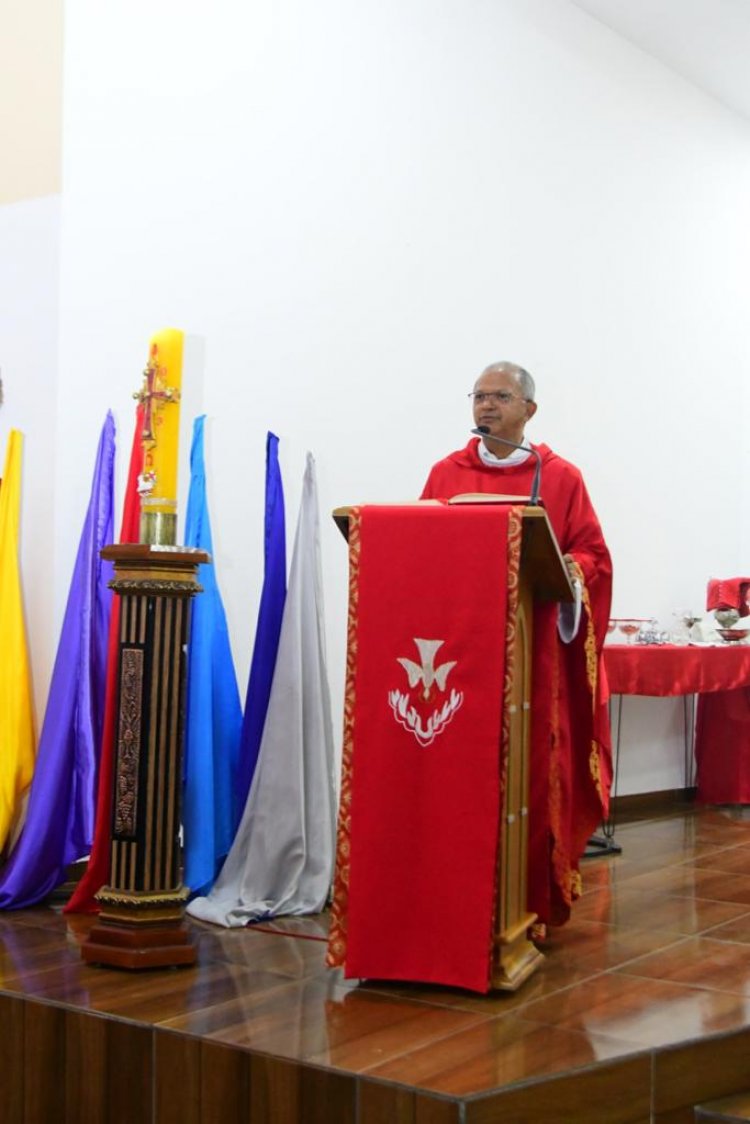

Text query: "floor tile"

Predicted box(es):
[520, 969, 750, 1047]
[4, 804, 750, 1109]
[700, 912, 750, 944]
[616, 936, 750, 997]
[364, 1014, 639, 1096]
[569, 887, 748, 935]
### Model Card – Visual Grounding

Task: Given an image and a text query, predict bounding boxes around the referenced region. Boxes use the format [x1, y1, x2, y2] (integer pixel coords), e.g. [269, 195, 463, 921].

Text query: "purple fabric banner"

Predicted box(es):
[236, 431, 287, 812]
[0, 413, 115, 908]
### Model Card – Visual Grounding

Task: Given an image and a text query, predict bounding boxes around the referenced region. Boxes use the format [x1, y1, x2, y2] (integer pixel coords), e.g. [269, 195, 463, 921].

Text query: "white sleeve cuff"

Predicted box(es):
[558, 578, 582, 643]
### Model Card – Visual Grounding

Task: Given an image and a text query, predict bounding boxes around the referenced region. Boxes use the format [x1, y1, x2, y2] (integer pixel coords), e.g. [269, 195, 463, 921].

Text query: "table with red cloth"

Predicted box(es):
[604, 644, 750, 803]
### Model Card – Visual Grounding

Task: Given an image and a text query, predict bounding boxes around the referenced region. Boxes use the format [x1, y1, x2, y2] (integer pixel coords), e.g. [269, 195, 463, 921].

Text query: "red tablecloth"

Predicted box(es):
[603, 644, 750, 804]
[604, 644, 750, 697]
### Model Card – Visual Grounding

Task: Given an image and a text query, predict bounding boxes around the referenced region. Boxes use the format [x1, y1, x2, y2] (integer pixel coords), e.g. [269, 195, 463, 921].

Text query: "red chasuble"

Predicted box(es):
[420, 439, 613, 927]
[328, 504, 522, 993]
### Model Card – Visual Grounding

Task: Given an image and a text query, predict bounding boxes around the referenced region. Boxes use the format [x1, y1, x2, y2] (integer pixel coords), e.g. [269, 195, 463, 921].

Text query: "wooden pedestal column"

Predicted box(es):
[82, 544, 208, 970]
[491, 578, 543, 990]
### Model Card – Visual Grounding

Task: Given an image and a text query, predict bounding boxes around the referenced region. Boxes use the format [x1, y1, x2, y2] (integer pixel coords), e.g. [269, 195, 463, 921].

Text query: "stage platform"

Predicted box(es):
[3, 807, 750, 1124]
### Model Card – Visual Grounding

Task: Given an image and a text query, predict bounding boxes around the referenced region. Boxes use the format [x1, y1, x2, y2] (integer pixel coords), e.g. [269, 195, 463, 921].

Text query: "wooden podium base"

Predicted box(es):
[81, 921, 196, 970]
[491, 912, 545, 991]
[82, 887, 197, 970]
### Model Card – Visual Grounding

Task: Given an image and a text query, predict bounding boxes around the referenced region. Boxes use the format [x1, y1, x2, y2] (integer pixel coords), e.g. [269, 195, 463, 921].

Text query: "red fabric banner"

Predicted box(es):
[329, 504, 521, 993]
[64, 406, 144, 914]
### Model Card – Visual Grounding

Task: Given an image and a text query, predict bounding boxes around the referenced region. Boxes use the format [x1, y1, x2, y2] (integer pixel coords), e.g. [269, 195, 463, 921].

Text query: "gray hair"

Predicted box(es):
[481, 361, 535, 402]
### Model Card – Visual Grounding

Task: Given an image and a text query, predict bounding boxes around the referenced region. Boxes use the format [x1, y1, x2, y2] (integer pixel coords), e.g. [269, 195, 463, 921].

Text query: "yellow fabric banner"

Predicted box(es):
[0, 430, 36, 853]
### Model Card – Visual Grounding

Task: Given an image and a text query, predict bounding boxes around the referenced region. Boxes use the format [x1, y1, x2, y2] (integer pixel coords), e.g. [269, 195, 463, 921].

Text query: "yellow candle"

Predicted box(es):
[134, 328, 183, 543]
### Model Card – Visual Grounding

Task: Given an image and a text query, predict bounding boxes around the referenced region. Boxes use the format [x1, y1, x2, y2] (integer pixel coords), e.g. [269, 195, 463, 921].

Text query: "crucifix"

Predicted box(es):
[131, 329, 184, 544]
[134, 343, 180, 447]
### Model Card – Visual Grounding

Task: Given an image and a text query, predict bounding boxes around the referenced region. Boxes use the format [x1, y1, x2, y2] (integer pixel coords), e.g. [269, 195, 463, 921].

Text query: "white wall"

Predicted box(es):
[10, 0, 750, 793]
[0, 196, 60, 723]
[0, 0, 62, 205]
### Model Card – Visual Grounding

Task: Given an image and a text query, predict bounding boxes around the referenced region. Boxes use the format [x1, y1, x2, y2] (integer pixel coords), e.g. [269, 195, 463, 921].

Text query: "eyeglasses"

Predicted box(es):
[468, 391, 528, 405]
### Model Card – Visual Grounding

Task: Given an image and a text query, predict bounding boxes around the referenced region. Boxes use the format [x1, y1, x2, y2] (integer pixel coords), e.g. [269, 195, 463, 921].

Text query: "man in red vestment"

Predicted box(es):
[421, 361, 613, 927]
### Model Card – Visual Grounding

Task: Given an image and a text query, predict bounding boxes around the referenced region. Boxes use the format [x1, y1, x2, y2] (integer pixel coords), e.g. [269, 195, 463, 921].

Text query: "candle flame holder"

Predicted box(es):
[140, 496, 178, 546]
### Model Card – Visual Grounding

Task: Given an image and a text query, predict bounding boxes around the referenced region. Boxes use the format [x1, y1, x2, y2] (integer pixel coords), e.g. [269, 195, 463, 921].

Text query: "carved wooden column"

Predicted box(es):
[491, 574, 543, 989]
[82, 543, 208, 969]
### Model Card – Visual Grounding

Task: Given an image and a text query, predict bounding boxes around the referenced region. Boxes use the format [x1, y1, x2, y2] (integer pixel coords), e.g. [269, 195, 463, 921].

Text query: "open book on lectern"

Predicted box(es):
[447, 493, 538, 504]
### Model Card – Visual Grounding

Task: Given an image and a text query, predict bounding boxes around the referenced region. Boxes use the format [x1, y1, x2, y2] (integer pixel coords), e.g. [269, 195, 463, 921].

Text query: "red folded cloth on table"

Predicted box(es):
[706, 577, 750, 617]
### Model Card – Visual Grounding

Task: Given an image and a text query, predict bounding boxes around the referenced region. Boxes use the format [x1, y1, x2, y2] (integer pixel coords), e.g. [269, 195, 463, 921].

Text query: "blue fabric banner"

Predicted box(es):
[182, 415, 243, 896]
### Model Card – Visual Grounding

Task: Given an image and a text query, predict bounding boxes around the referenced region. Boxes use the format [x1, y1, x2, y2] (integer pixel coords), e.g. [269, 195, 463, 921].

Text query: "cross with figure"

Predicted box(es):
[133, 343, 180, 447]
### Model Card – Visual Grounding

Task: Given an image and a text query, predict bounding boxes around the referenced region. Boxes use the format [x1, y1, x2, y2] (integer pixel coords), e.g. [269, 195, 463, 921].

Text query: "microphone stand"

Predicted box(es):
[471, 426, 543, 505]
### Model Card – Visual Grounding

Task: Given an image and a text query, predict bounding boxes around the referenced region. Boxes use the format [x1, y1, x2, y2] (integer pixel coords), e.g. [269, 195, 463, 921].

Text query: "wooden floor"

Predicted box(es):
[3, 806, 750, 1123]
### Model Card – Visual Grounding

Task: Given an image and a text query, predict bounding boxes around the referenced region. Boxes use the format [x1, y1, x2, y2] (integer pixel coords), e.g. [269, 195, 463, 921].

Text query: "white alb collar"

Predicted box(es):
[477, 436, 532, 468]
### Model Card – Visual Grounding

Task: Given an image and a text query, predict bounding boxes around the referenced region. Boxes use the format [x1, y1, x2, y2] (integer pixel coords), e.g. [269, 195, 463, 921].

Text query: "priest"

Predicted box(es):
[421, 360, 612, 928]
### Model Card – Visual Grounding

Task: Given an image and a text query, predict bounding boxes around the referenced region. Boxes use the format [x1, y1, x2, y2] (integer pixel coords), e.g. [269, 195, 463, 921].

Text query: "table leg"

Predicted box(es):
[683, 692, 696, 789]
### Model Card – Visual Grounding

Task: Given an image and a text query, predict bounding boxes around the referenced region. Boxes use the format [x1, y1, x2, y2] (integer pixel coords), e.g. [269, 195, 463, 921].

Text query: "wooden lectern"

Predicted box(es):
[327, 501, 572, 993]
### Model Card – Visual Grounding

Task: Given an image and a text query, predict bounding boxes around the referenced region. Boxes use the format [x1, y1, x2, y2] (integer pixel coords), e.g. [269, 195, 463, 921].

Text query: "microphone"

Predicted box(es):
[471, 426, 543, 506]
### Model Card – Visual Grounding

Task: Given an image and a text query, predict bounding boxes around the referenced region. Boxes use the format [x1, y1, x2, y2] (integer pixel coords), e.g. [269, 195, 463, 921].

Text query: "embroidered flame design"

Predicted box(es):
[389, 638, 463, 747]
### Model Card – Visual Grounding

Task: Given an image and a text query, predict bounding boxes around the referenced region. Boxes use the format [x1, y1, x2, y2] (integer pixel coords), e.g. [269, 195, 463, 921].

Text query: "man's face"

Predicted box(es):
[471, 369, 537, 449]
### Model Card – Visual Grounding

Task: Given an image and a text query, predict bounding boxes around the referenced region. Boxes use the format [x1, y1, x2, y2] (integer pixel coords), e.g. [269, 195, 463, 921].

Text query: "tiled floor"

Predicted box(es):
[3, 805, 750, 1122]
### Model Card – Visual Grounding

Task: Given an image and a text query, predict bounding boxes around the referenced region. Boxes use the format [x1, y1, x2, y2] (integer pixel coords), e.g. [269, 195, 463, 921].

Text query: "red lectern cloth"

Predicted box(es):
[327, 504, 522, 993]
[604, 645, 750, 697]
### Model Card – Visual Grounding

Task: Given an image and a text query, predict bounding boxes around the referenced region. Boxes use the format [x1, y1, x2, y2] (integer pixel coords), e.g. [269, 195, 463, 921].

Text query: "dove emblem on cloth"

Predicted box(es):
[397, 638, 457, 702]
[389, 638, 463, 747]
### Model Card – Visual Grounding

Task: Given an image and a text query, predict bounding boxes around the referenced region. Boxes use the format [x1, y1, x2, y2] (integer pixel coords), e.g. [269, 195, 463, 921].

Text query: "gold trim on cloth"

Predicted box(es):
[548, 634, 574, 908]
[580, 578, 607, 806]
[488, 506, 524, 980]
[500, 506, 523, 796]
[326, 507, 362, 967]
[549, 562, 607, 908]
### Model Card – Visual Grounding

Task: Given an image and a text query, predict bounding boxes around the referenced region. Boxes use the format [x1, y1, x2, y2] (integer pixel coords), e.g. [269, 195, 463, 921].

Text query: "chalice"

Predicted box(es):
[714, 607, 748, 643]
[618, 620, 641, 645]
[714, 608, 739, 630]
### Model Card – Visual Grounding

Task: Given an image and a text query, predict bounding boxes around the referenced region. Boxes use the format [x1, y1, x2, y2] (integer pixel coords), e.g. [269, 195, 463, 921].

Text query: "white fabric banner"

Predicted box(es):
[187, 453, 337, 927]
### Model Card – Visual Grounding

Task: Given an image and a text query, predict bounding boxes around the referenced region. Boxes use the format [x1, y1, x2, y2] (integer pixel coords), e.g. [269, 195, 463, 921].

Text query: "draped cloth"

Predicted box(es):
[182, 415, 243, 895]
[0, 414, 115, 907]
[706, 577, 750, 617]
[604, 644, 750, 806]
[700, 578, 750, 803]
[187, 454, 336, 927]
[236, 432, 286, 815]
[605, 645, 750, 697]
[695, 688, 750, 804]
[65, 407, 144, 913]
[0, 431, 36, 856]
[419, 439, 612, 926]
[327, 504, 518, 993]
